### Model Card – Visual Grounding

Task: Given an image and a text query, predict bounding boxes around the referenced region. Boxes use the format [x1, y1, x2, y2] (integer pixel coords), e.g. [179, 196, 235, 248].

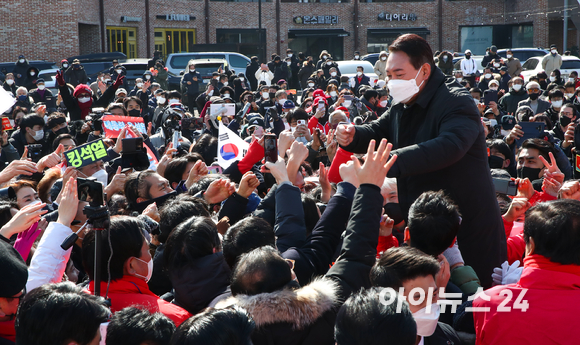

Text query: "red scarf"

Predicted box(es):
[524, 254, 580, 276]
[78, 98, 93, 119]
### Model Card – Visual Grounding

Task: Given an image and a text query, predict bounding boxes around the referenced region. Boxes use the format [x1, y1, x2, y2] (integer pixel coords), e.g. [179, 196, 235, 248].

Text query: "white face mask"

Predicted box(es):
[278, 98, 286, 105]
[133, 256, 153, 282]
[168, 98, 179, 105]
[456, 77, 463, 83]
[37, 84, 45, 90]
[6, 79, 14, 85]
[485, 73, 492, 79]
[190, 69, 195, 73]
[493, 63, 500, 68]
[357, 72, 363, 77]
[63, 64, 69, 69]
[473, 98, 480, 106]
[550, 76, 556, 82]
[31, 129, 44, 141]
[512, 84, 522, 91]
[326, 61, 332, 66]
[330, 91, 337, 97]
[92, 168, 109, 187]
[381, 56, 387, 61]
[30, 72, 36, 76]
[552, 49, 557, 54]
[78, 97, 91, 103]
[262, 92, 270, 99]
[207, 89, 214, 96]
[156, 96, 166, 104]
[507, 54, 513, 59]
[387, 66, 424, 104]
[223, 81, 228, 86]
[103, 79, 110, 83]
[343, 100, 352, 108]
[501, 129, 511, 137]
[223, 93, 231, 99]
[413, 303, 440, 337]
[308, 83, 315, 88]
[354, 55, 360, 59]
[19, 59, 25, 63]
[286, 61, 291, 66]
[380, 100, 389, 108]
[552, 100, 563, 108]
[569, 78, 575, 82]
[331, 72, 337, 77]
[145, 75, 151, 80]
[116, 69, 122, 74]
[240, 77, 245, 82]
[565, 93, 574, 99]
[288, 54, 293, 58]
[136, 82, 143, 88]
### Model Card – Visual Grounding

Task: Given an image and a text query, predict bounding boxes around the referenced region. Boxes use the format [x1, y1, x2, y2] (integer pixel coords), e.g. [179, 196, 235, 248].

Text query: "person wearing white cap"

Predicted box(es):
[517, 81, 551, 115]
[460, 49, 478, 86]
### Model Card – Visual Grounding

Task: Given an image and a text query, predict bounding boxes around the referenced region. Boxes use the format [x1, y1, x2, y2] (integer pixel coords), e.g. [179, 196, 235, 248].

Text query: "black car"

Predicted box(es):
[0, 60, 57, 82]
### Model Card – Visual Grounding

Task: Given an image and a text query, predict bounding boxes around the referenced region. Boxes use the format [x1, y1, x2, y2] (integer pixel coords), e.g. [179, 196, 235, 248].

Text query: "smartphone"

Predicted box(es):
[172, 131, 180, 150]
[27, 144, 43, 162]
[264, 134, 278, 163]
[297, 119, 306, 126]
[343, 95, 354, 101]
[492, 178, 517, 196]
[208, 165, 223, 174]
[318, 101, 325, 111]
[121, 137, 143, 154]
[483, 89, 498, 106]
[516, 122, 545, 147]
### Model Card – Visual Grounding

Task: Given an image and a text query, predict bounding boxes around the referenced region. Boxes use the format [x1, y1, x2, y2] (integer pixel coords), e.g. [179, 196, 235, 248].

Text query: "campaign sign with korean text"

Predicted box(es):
[64, 139, 108, 168]
[102, 115, 146, 138]
[1, 118, 13, 130]
[218, 122, 249, 169]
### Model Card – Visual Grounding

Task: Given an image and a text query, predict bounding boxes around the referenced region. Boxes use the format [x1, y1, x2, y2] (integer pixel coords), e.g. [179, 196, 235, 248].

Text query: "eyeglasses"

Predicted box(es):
[285, 259, 295, 270]
[3, 288, 26, 302]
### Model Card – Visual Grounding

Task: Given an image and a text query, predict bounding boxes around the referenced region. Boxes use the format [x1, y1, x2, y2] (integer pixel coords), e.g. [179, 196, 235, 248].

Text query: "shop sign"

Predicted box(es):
[293, 15, 338, 25]
[121, 16, 142, 22]
[156, 14, 195, 21]
[378, 13, 417, 21]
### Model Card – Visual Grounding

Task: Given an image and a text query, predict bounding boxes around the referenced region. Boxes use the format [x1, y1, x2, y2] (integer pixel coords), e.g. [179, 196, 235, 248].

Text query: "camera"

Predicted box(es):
[85, 107, 106, 132]
[120, 137, 150, 171]
[77, 177, 105, 206]
[27, 144, 43, 163]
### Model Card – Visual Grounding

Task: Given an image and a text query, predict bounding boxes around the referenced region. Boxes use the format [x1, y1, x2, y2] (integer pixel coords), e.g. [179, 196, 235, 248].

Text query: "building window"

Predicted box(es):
[217, 29, 266, 60]
[460, 24, 533, 55]
[154, 28, 196, 59]
[106, 27, 137, 58]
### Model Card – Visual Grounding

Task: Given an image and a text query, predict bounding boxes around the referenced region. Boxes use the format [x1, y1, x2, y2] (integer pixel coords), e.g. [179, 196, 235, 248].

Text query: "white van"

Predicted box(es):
[165, 52, 251, 76]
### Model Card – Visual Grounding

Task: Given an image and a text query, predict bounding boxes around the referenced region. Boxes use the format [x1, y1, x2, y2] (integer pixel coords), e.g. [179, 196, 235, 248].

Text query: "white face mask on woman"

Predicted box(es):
[132, 256, 153, 282]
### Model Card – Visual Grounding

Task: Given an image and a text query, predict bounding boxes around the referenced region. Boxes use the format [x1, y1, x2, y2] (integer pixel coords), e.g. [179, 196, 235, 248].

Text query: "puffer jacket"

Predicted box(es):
[373, 51, 388, 80]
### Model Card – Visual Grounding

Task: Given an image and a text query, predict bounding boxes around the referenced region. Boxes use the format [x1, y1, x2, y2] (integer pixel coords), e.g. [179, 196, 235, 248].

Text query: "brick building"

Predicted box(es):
[1, 0, 579, 64]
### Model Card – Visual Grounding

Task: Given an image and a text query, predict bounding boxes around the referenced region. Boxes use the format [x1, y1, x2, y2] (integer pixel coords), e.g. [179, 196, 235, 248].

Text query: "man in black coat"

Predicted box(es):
[12, 55, 29, 86]
[337, 34, 506, 288]
[246, 56, 260, 91]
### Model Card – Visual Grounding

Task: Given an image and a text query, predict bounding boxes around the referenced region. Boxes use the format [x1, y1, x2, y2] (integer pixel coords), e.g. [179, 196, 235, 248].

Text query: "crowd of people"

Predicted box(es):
[0, 33, 578, 345]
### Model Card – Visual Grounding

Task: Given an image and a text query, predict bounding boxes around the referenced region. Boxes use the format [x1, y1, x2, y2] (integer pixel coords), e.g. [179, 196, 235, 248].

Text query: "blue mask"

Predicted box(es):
[18, 95, 27, 101]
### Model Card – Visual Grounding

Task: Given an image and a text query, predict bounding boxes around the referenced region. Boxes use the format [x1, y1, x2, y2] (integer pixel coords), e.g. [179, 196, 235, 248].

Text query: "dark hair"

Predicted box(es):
[552, 69, 561, 78]
[164, 216, 221, 271]
[191, 134, 218, 165]
[169, 307, 254, 345]
[407, 191, 461, 256]
[531, 114, 553, 130]
[301, 193, 320, 236]
[123, 96, 143, 110]
[487, 139, 512, 161]
[230, 246, 291, 296]
[549, 89, 565, 99]
[370, 247, 440, 288]
[0, 200, 17, 229]
[222, 217, 276, 269]
[106, 307, 175, 345]
[164, 154, 202, 188]
[15, 282, 110, 345]
[286, 108, 309, 124]
[564, 81, 576, 89]
[12, 106, 28, 119]
[388, 34, 434, 73]
[82, 216, 146, 281]
[470, 87, 483, 97]
[167, 91, 181, 100]
[524, 199, 580, 265]
[363, 89, 379, 101]
[107, 103, 128, 116]
[335, 287, 416, 345]
[158, 194, 210, 243]
[19, 114, 44, 131]
[521, 138, 554, 162]
[52, 133, 76, 151]
[124, 169, 152, 205]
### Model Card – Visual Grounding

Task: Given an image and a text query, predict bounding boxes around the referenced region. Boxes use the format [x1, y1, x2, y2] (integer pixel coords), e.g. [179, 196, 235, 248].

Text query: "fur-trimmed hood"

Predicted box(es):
[215, 277, 339, 329]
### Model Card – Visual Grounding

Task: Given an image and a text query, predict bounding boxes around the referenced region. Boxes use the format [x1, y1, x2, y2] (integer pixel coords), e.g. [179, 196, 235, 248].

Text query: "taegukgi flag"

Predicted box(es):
[218, 122, 249, 169]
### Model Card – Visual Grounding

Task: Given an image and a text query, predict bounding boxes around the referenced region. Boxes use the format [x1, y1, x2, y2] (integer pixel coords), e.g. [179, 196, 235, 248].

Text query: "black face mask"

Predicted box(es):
[269, 92, 276, 99]
[383, 203, 405, 225]
[489, 155, 505, 169]
[529, 93, 539, 101]
[128, 109, 141, 117]
[54, 126, 69, 136]
[466, 55, 471, 59]
[517, 166, 543, 181]
[560, 115, 572, 127]
[133, 190, 177, 213]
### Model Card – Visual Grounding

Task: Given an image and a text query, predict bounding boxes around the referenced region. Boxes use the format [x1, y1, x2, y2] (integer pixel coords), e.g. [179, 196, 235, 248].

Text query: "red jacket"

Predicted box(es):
[88, 275, 191, 326]
[473, 254, 580, 345]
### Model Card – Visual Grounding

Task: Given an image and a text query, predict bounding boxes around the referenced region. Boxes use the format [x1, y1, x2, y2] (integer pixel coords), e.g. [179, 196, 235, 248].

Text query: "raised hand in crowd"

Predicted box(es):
[0, 202, 47, 239]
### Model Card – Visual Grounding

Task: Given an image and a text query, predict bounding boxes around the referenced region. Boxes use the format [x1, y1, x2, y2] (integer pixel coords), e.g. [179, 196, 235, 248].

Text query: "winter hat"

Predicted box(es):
[0, 239, 28, 298]
[282, 100, 295, 109]
[500, 115, 516, 130]
[247, 114, 265, 129]
[73, 84, 92, 98]
[115, 88, 127, 96]
[312, 89, 327, 99]
[277, 79, 287, 86]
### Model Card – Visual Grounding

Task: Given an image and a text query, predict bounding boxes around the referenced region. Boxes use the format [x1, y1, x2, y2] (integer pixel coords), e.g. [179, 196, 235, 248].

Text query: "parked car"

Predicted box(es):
[521, 55, 580, 82]
[0, 60, 57, 83]
[116, 59, 150, 90]
[361, 53, 380, 66]
[165, 52, 250, 77]
[335, 60, 379, 85]
[496, 48, 549, 64]
[37, 68, 59, 94]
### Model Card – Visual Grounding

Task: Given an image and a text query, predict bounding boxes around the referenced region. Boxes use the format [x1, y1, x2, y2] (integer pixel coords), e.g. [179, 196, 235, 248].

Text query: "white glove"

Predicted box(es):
[492, 260, 523, 286]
